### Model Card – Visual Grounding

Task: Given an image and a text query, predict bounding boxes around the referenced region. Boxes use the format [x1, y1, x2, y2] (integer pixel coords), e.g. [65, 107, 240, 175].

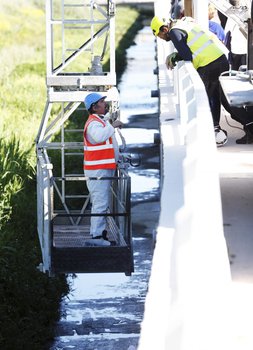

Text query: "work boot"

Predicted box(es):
[236, 126, 253, 144]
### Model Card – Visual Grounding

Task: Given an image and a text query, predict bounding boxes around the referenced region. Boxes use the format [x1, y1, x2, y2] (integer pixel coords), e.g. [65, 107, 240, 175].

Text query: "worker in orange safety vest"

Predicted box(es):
[83, 92, 123, 246]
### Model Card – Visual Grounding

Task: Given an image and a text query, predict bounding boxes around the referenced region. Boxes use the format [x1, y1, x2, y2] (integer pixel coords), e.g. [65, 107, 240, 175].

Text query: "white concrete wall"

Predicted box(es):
[138, 1, 232, 349]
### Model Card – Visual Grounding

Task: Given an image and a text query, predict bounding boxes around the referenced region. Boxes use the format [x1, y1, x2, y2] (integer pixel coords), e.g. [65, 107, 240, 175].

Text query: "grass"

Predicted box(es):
[0, 0, 153, 348]
[0, 136, 70, 349]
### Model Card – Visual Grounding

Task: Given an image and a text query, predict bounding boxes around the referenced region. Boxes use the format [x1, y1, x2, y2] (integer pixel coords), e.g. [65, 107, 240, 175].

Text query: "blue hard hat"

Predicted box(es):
[84, 92, 106, 110]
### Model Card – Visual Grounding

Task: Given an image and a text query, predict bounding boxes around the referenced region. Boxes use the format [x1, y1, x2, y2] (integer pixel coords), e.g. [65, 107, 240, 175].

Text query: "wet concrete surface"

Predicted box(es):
[50, 26, 160, 350]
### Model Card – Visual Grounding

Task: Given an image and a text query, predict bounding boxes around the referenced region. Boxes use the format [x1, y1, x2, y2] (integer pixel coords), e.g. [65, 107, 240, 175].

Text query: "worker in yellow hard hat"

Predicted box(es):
[151, 16, 169, 37]
[150, 15, 229, 146]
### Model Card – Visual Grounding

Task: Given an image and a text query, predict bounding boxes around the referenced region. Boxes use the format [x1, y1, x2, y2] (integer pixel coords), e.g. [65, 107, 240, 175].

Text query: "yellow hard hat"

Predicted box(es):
[150, 16, 166, 36]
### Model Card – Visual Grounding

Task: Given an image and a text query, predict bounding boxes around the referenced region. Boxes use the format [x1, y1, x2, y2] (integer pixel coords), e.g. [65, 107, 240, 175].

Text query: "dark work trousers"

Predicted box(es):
[197, 55, 229, 128]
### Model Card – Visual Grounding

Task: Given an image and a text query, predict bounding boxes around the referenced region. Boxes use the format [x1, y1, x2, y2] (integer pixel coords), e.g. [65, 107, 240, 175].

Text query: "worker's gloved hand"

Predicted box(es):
[112, 120, 123, 128]
[166, 52, 180, 70]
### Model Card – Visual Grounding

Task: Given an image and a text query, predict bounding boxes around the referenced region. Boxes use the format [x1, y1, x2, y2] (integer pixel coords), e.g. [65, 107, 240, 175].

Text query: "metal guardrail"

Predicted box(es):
[37, 146, 132, 274]
[37, 151, 53, 273]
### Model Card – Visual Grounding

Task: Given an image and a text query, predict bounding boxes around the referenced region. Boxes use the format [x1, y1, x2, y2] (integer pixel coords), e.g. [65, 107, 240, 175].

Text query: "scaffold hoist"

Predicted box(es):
[36, 0, 134, 276]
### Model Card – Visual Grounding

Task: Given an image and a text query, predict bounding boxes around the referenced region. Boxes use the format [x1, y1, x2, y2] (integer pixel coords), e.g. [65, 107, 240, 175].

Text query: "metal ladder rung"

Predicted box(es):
[65, 26, 92, 30]
[64, 153, 83, 156]
[64, 4, 89, 7]
[64, 195, 86, 198]
[65, 129, 83, 132]
[63, 19, 107, 24]
[52, 20, 107, 25]
[66, 48, 91, 52]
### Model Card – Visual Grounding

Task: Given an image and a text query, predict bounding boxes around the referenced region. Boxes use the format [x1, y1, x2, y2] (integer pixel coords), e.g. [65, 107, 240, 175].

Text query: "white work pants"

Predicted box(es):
[84, 169, 115, 237]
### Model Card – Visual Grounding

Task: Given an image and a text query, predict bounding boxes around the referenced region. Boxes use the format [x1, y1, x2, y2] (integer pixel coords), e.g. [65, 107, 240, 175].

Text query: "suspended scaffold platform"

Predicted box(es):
[36, 0, 134, 276]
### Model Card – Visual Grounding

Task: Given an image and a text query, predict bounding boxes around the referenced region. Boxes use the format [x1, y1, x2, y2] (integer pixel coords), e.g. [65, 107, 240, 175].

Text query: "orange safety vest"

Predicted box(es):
[83, 114, 116, 170]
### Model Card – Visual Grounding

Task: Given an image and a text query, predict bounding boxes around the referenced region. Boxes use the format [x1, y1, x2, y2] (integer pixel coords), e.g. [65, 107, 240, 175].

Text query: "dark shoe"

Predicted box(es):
[101, 230, 109, 241]
[236, 131, 253, 144]
[101, 230, 116, 246]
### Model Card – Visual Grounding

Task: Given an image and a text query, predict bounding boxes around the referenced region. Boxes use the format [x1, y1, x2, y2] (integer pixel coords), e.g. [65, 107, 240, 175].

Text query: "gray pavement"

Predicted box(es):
[219, 113, 253, 348]
[219, 111, 253, 283]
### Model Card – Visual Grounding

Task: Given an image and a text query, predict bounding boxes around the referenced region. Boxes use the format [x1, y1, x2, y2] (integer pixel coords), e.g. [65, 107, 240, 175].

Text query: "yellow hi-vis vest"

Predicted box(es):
[170, 19, 224, 69]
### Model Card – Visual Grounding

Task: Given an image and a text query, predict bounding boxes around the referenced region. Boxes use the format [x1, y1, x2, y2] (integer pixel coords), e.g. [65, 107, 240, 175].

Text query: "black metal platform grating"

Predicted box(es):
[53, 216, 127, 248]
